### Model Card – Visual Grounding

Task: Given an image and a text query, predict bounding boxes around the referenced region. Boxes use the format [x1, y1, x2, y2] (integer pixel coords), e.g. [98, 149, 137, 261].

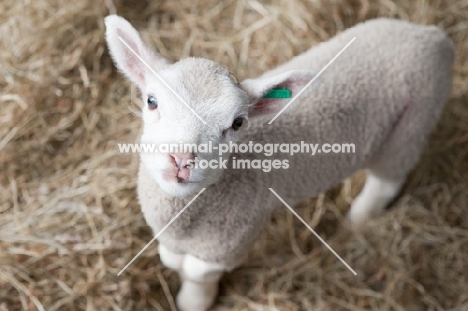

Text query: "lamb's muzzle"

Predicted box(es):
[166, 152, 194, 182]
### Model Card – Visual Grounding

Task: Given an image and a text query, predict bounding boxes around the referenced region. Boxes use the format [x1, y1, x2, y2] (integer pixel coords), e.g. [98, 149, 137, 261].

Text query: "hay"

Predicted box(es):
[1, 0, 468, 310]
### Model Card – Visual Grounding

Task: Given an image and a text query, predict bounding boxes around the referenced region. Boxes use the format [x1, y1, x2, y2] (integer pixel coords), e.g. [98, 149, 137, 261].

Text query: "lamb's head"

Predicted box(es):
[105, 15, 318, 197]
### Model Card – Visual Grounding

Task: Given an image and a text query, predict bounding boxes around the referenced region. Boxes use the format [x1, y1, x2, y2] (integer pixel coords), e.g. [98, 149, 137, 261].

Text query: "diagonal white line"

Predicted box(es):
[118, 36, 207, 125]
[268, 37, 356, 124]
[268, 188, 357, 275]
[117, 188, 206, 276]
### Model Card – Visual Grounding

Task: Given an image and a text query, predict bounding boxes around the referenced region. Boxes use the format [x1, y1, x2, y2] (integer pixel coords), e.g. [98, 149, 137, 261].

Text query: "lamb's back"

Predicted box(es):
[240, 18, 453, 202]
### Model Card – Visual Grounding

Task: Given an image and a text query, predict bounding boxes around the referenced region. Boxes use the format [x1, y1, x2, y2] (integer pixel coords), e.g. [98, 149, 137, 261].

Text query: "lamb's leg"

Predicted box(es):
[176, 254, 227, 311]
[158, 243, 185, 273]
[348, 171, 404, 227]
[348, 99, 443, 227]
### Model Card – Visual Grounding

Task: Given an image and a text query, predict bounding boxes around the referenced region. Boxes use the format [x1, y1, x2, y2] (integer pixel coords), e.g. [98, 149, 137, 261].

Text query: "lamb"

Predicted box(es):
[105, 15, 454, 311]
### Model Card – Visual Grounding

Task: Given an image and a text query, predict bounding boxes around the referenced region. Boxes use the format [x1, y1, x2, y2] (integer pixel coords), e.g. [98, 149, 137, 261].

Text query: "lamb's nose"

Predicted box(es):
[169, 153, 195, 169]
[169, 153, 194, 182]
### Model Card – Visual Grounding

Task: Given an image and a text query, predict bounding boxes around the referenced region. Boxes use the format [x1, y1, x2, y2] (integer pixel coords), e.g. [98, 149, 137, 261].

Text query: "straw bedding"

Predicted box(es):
[1, 0, 467, 310]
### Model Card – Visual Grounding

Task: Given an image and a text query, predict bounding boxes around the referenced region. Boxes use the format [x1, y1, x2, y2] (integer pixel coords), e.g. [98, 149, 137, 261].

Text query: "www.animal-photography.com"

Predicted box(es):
[1, 1, 467, 310]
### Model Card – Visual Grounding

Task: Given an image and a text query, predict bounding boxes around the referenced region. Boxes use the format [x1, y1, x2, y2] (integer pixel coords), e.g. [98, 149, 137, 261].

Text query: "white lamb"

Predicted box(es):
[105, 15, 454, 311]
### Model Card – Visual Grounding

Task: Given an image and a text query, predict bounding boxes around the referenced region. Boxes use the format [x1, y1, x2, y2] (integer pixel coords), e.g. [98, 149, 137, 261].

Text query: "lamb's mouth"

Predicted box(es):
[162, 173, 200, 184]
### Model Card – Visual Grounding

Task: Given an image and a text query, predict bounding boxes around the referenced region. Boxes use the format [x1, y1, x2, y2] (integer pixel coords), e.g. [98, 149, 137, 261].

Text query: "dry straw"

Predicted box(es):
[1, 0, 468, 310]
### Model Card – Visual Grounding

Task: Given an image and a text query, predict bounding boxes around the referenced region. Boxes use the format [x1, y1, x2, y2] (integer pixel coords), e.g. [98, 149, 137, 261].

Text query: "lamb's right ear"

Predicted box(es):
[104, 15, 169, 88]
[240, 70, 319, 118]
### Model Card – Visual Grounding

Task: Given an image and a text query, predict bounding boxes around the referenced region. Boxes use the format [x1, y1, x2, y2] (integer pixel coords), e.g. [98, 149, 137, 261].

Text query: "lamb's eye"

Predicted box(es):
[147, 95, 158, 110]
[232, 117, 244, 131]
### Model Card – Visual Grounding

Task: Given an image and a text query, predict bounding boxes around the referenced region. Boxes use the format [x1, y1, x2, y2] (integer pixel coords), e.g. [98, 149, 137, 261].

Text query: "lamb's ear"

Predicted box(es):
[240, 70, 319, 118]
[104, 15, 170, 88]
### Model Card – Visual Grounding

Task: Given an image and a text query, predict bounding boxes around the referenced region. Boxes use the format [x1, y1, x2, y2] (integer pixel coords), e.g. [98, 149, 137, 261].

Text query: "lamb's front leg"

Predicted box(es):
[158, 243, 185, 272]
[176, 254, 227, 311]
[158, 243, 227, 311]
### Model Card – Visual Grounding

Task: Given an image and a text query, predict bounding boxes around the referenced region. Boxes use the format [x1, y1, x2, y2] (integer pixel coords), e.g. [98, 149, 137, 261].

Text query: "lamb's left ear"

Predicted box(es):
[240, 70, 319, 118]
[104, 15, 170, 88]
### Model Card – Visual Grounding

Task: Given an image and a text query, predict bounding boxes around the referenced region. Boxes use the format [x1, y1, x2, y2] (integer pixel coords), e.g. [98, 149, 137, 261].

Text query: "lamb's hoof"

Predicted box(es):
[347, 197, 372, 229]
[346, 210, 368, 229]
[176, 280, 218, 311]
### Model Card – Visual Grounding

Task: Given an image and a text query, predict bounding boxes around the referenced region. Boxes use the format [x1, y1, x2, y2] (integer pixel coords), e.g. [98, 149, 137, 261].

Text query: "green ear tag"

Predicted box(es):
[262, 88, 291, 99]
